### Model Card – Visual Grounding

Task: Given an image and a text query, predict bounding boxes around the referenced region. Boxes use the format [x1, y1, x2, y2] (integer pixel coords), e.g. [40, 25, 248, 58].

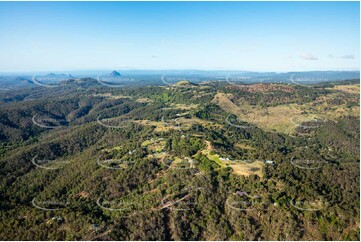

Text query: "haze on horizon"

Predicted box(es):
[0, 1, 359, 73]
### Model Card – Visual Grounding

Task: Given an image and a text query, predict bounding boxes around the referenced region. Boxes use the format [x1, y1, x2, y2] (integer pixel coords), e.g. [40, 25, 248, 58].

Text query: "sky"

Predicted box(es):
[0, 1, 359, 72]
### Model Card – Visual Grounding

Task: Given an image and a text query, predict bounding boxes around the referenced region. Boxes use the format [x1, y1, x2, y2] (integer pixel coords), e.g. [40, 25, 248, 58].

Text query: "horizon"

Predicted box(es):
[0, 1, 359, 72]
[0, 69, 360, 76]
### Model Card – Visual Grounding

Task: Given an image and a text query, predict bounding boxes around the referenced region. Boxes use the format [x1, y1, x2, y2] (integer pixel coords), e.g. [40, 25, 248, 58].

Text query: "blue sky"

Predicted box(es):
[0, 1, 359, 72]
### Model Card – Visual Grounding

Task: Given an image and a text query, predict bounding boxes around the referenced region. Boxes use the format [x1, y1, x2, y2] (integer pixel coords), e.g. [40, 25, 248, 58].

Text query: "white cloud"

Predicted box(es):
[340, 54, 355, 59]
[328, 54, 355, 59]
[300, 53, 318, 60]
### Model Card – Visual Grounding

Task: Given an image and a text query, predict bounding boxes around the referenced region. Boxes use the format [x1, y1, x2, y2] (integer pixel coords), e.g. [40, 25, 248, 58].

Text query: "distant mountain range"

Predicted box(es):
[44, 73, 74, 78]
[0, 70, 359, 89]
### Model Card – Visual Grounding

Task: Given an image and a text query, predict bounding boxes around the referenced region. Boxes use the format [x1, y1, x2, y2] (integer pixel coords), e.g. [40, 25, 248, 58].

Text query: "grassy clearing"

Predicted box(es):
[201, 149, 264, 178]
[141, 138, 166, 153]
[172, 103, 199, 110]
[141, 140, 153, 147]
[201, 150, 225, 167]
[170, 156, 187, 168]
[134, 120, 176, 132]
[212, 89, 360, 135]
[136, 97, 153, 103]
[230, 161, 264, 177]
[328, 84, 360, 94]
[91, 93, 130, 99]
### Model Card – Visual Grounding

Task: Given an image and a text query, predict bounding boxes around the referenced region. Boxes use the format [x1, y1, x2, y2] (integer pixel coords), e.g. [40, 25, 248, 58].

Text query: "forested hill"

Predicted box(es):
[0, 79, 359, 240]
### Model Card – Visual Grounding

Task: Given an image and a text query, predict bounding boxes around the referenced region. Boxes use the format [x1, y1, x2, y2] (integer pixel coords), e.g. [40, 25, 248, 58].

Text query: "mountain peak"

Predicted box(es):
[109, 70, 121, 77]
[173, 80, 198, 86]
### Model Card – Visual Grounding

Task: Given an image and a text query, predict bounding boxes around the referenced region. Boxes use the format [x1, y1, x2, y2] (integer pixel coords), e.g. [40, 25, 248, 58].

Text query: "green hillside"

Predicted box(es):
[0, 80, 359, 240]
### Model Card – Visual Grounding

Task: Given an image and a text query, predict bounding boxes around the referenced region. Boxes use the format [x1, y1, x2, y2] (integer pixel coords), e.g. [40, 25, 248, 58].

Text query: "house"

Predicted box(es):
[220, 157, 230, 161]
[51, 216, 63, 222]
[186, 158, 195, 168]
